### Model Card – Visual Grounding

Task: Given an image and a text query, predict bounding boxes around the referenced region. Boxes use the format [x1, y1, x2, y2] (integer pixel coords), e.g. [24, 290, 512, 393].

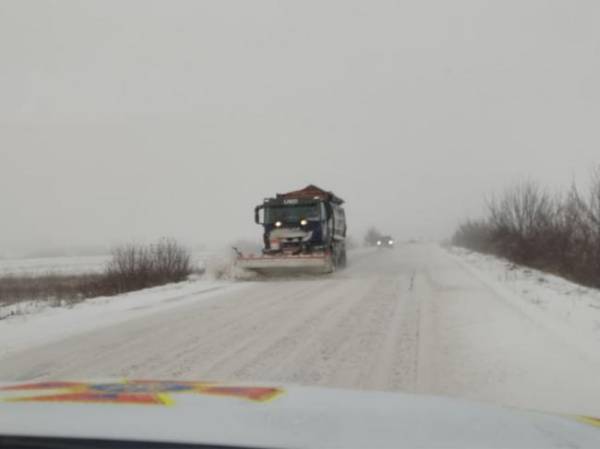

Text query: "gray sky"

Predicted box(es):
[1, 0, 599, 255]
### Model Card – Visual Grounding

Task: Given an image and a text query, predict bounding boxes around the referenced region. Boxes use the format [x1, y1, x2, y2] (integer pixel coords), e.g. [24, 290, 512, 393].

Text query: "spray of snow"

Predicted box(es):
[203, 249, 258, 281]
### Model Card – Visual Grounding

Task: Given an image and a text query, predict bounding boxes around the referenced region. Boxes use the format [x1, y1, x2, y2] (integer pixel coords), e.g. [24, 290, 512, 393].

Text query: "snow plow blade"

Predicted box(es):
[236, 253, 334, 275]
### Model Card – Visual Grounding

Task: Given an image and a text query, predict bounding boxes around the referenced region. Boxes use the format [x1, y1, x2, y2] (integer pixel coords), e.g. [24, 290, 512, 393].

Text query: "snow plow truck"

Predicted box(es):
[236, 185, 347, 275]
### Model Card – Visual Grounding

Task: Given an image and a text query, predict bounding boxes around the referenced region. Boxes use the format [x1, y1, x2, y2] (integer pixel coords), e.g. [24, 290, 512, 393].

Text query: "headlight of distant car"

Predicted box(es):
[275, 221, 282, 227]
[377, 241, 382, 246]
[300, 219, 308, 226]
[388, 240, 394, 245]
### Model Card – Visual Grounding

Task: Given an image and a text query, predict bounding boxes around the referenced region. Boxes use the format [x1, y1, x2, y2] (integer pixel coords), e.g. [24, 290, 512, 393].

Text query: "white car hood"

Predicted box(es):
[0, 379, 598, 448]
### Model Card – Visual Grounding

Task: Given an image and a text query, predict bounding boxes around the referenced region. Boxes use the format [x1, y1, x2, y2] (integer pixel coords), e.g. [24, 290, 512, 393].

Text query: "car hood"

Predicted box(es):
[0, 379, 598, 448]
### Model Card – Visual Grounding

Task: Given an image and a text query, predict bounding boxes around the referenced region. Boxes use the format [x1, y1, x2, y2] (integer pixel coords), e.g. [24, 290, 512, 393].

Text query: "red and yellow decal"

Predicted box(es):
[576, 415, 600, 428]
[0, 380, 283, 406]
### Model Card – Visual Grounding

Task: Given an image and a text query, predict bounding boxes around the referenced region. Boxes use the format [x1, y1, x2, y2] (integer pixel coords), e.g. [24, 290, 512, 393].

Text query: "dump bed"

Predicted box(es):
[276, 184, 344, 205]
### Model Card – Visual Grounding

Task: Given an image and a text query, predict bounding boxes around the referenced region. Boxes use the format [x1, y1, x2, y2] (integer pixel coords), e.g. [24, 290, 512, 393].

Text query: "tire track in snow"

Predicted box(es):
[265, 279, 375, 386]
[361, 273, 418, 391]
[167, 280, 338, 378]
[220, 279, 370, 383]
[109, 281, 331, 378]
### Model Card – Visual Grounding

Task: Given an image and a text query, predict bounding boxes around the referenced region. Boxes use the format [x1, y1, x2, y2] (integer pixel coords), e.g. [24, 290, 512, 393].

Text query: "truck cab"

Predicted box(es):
[250, 185, 347, 270]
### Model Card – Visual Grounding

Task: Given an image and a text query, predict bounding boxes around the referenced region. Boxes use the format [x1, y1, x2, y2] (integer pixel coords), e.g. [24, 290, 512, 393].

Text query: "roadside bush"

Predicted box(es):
[104, 238, 192, 294]
[453, 171, 600, 289]
[486, 182, 556, 266]
[452, 219, 493, 253]
[0, 238, 193, 308]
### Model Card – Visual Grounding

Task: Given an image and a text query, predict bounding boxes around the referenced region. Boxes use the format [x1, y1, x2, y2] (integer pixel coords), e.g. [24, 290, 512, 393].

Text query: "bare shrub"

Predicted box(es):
[486, 181, 556, 265]
[584, 169, 600, 283]
[104, 238, 192, 294]
[553, 185, 590, 277]
[453, 172, 600, 289]
[0, 238, 193, 309]
[452, 219, 492, 253]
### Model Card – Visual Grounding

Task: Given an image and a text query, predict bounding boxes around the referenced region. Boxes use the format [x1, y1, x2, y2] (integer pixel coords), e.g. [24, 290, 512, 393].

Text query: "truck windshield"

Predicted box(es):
[264, 204, 321, 223]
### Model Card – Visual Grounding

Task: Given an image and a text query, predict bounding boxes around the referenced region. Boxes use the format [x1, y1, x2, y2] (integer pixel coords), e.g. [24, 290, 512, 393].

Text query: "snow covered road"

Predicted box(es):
[1, 244, 600, 417]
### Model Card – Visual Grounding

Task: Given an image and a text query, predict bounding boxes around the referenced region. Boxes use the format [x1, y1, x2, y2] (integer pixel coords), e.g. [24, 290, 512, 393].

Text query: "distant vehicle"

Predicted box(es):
[377, 236, 394, 248]
[236, 185, 347, 274]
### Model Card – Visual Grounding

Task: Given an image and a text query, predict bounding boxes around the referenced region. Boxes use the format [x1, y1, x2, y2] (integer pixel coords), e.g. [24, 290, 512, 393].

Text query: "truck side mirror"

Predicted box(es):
[255, 205, 265, 224]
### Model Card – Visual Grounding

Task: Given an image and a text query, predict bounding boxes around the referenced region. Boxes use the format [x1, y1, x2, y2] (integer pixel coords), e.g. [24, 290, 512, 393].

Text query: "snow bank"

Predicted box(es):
[0, 279, 245, 360]
[447, 246, 600, 363]
[0, 299, 66, 321]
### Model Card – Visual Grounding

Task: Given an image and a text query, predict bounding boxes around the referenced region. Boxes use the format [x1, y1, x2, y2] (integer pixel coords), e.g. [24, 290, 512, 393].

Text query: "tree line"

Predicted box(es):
[453, 170, 600, 288]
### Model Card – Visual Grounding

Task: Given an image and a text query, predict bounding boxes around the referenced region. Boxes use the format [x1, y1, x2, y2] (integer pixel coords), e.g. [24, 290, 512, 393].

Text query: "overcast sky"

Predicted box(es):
[1, 0, 599, 255]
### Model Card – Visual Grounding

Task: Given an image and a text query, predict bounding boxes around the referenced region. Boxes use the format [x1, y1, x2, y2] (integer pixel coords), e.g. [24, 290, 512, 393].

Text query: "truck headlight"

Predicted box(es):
[388, 240, 394, 245]
[275, 221, 282, 227]
[377, 241, 382, 246]
[300, 219, 308, 226]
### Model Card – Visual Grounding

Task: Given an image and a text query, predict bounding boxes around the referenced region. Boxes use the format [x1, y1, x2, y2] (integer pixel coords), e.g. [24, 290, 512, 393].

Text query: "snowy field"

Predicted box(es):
[0, 251, 212, 276]
[0, 279, 244, 360]
[0, 255, 111, 276]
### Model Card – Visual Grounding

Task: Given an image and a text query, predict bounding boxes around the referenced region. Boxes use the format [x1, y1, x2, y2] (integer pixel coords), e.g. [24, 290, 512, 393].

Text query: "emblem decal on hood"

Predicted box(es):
[0, 380, 283, 406]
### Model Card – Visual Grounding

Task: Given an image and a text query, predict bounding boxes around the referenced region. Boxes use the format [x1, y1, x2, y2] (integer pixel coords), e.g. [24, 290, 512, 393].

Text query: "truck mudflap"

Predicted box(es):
[236, 252, 334, 275]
